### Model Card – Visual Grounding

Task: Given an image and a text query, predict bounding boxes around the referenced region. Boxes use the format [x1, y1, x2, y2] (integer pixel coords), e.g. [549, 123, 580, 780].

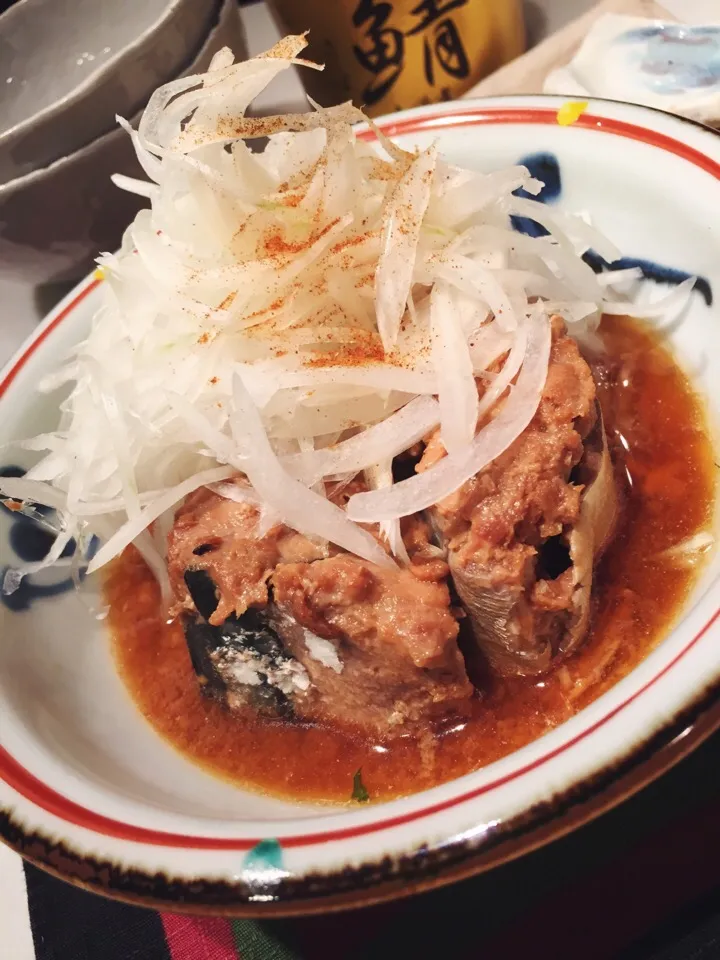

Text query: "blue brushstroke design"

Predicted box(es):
[617, 24, 720, 96]
[0, 573, 78, 613]
[243, 838, 284, 872]
[517, 152, 562, 202]
[9, 517, 74, 562]
[510, 151, 560, 237]
[582, 251, 713, 306]
[0, 464, 77, 611]
[510, 152, 713, 306]
[0, 466, 26, 481]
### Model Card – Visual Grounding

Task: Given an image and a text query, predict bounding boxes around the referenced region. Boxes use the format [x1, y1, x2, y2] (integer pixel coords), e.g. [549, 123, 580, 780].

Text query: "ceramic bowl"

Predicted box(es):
[0, 0, 219, 183]
[0, 0, 246, 287]
[0, 96, 718, 917]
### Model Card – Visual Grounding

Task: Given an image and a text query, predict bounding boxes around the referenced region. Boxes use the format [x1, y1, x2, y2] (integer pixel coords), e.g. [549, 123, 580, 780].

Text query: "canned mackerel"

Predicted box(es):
[267, 0, 525, 117]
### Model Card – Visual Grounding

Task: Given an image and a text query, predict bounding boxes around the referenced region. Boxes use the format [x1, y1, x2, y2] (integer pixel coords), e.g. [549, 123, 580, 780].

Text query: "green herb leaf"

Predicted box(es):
[351, 768, 370, 803]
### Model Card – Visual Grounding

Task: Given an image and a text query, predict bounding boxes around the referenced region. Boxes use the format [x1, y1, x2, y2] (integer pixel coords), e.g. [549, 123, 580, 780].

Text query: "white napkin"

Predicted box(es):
[544, 12, 720, 123]
[661, 0, 720, 24]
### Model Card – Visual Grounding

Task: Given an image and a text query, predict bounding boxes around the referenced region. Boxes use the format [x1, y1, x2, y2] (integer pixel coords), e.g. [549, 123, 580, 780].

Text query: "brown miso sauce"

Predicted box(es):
[107, 316, 717, 805]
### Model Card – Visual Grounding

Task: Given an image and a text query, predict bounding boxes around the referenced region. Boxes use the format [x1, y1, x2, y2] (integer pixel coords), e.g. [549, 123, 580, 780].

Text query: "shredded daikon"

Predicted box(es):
[659, 531, 715, 567]
[0, 35, 700, 590]
[283, 395, 440, 485]
[347, 313, 552, 521]
[366, 459, 410, 565]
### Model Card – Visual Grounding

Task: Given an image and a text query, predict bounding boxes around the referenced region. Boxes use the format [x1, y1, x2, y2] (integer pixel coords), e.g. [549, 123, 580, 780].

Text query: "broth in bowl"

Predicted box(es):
[107, 313, 715, 803]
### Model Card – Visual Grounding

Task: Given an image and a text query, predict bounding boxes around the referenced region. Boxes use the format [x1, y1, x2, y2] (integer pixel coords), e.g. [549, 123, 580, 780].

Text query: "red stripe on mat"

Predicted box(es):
[162, 914, 239, 960]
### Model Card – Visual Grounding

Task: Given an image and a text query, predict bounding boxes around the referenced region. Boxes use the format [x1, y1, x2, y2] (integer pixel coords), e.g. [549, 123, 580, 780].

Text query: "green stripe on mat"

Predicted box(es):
[232, 920, 299, 960]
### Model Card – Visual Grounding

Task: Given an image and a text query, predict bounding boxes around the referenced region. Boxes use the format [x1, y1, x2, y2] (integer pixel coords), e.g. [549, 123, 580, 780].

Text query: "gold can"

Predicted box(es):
[267, 0, 525, 117]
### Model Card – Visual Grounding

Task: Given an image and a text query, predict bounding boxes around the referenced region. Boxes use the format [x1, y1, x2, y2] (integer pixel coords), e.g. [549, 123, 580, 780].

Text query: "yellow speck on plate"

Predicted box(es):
[557, 101, 589, 127]
[93, 267, 106, 281]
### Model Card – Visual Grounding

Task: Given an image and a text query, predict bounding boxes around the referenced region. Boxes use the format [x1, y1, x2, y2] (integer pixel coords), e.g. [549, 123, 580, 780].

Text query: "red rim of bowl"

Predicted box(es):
[0, 103, 718, 853]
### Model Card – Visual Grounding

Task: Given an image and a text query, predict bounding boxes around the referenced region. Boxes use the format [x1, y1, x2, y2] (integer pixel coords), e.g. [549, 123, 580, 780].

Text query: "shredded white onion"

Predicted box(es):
[602, 277, 696, 320]
[376, 144, 437, 351]
[283, 395, 439, 484]
[0, 35, 699, 590]
[659, 531, 715, 566]
[365, 458, 410, 564]
[86, 466, 236, 573]
[0, 477, 68, 512]
[430, 283, 478, 455]
[228, 373, 394, 569]
[347, 311, 552, 522]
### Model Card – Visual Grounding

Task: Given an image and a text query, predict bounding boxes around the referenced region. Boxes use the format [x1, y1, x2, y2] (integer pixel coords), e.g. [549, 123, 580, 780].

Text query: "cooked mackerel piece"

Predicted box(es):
[168, 489, 473, 738]
[424, 318, 618, 677]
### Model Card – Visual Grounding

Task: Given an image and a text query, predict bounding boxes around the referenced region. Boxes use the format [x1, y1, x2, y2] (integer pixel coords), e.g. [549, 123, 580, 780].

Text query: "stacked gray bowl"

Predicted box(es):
[0, 0, 247, 286]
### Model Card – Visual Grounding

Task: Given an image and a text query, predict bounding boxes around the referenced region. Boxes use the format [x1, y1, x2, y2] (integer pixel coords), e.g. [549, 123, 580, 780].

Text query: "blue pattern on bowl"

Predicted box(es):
[510, 151, 561, 238]
[618, 25, 720, 96]
[512, 152, 713, 305]
[0, 465, 77, 611]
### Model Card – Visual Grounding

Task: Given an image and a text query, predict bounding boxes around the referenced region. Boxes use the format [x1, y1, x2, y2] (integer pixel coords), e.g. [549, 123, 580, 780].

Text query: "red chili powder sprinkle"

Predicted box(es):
[262, 218, 340, 258]
[278, 192, 303, 208]
[330, 233, 370, 256]
[217, 292, 237, 311]
[243, 297, 287, 326]
[307, 338, 386, 368]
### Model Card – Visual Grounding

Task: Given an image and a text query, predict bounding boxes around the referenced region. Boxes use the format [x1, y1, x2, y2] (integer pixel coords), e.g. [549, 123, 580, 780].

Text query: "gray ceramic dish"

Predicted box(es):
[0, 0, 219, 183]
[0, 0, 246, 286]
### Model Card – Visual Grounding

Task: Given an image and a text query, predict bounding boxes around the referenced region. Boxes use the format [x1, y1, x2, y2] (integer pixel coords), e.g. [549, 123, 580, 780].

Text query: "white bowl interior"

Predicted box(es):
[0, 100, 718, 842]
